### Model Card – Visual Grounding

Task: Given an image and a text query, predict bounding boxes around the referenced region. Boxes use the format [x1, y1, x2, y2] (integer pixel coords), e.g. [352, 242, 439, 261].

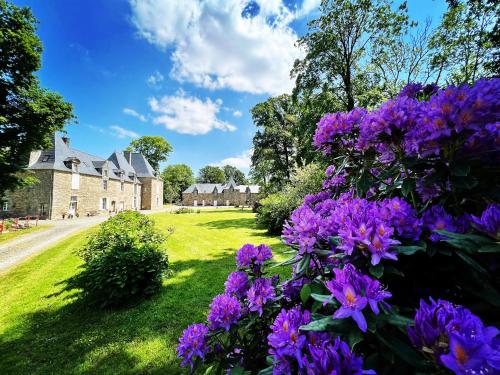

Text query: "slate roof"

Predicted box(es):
[27, 133, 157, 182]
[183, 182, 260, 194]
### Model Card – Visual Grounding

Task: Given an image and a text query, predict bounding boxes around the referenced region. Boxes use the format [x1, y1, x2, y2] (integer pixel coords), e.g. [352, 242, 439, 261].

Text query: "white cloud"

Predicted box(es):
[216, 149, 253, 170]
[149, 93, 236, 135]
[232, 110, 243, 118]
[147, 70, 164, 88]
[123, 107, 147, 122]
[109, 125, 139, 139]
[129, 0, 319, 95]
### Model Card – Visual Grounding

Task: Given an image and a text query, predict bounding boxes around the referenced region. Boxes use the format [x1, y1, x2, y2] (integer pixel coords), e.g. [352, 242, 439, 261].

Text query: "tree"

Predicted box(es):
[250, 94, 297, 192]
[161, 164, 194, 203]
[0, 0, 74, 195]
[128, 135, 172, 172]
[197, 165, 225, 184]
[291, 0, 409, 111]
[429, 0, 498, 84]
[223, 165, 247, 185]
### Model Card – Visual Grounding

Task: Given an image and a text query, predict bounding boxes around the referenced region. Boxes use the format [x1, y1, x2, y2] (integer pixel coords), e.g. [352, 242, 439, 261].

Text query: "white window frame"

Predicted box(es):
[2, 202, 8, 211]
[120, 182, 124, 192]
[102, 180, 108, 191]
[101, 197, 107, 210]
[71, 172, 80, 190]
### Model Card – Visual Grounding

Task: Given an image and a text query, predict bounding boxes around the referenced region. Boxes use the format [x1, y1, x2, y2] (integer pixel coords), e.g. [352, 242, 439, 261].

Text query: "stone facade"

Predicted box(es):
[182, 180, 259, 207]
[1, 133, 162, 219]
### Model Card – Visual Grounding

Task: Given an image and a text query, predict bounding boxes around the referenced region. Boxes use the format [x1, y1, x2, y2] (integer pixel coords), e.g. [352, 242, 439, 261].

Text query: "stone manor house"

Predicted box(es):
[1, 133, 163, 219]
[182, 178, 260, 207]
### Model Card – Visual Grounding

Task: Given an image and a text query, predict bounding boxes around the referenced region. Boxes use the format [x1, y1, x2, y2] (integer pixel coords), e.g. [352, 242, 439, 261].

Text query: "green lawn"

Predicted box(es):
[0, 209, 288, 375]
[0, 224, 51, 244]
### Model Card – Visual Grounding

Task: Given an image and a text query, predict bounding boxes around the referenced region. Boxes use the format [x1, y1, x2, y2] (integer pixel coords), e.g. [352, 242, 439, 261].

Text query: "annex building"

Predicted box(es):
[2, 133, 163, 219]
[182, 178, 260, 207]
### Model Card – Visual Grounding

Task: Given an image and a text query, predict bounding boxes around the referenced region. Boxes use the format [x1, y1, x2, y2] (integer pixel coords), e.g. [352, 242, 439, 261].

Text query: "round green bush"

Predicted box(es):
[73, 211, 169, 307]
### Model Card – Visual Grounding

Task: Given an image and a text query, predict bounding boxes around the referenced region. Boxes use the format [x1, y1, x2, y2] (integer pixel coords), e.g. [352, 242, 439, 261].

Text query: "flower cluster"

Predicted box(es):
[325, 264, 391, 332]
[408, 298, 500, 374]
[283, 194, 421, 265]
[268, 307, 374, 374]
[178, 244, 277, 370]
[177, 323, 210, 369]
[472, 203, 500, 240]
[236, 243, 273, 270]
[314, 78, 500, 161]
[224, 271, 249, 299]
[207, 294, 242, 331]
[247, 277, 276, 316]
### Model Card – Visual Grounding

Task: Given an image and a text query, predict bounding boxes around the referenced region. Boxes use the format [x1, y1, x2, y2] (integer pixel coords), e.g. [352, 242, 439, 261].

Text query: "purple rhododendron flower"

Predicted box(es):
[423, 205, 457, 242]
[207, 294, 241, 331]
[177, 323, 209, 368]
[408, 298, 500, 374]
[247, 278, 275, 316]
[224, 271, 249, 299]
[471, 204, 500, 240]
[307, 336, 376, 375]
[268, 307, 311, 370]
[235, 243, 273, 268]
[236, 244, 256, 268]
[326, 264, 391, 332]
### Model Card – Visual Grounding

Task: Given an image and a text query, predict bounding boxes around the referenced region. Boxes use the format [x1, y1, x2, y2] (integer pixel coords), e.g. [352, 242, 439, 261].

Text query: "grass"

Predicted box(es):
[0, 209, 289, 375]
[0, 224, 51, 244]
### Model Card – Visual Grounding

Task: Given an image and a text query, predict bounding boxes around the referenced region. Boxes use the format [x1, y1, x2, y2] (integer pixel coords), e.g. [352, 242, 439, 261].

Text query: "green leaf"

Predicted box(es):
[377, 334, 430, 370]
[369, 264, 384, 279]
[478, 243, 500, 253]
[258, 366, 274, 375]
[356, 170, 371, 196]
[401, 178, 415, 197]
[272, 255, 300, 268]
[456, 250, 489, 277]
[379, 313, 414, 328]
[451, 176, 478, 190]
[296, 254, 311, 274]
[311, 293, 333, 304]
[300, 316, 335, 331]
[348, 329, 364, 349]
[395, 244, 425, 255]
[450, 161, 470, 176]
[300, 284, 312, 303]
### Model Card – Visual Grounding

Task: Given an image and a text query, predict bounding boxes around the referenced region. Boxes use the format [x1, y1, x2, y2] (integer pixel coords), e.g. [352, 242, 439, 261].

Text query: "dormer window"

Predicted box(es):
[72, 163, 79, 173]
[193, 188, 198, 195]
[41, 155, 50, 162]
[103, 169, 108, 177]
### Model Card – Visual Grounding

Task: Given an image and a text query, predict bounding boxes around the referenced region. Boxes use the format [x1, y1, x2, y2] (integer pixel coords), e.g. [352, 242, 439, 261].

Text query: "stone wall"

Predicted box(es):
[139, 177, 163, 210]
[182, 190, 258, 207]
[3, 170, 53, 218]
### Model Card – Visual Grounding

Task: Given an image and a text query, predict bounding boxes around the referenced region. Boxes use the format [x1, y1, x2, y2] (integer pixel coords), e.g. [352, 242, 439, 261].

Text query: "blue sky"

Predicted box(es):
[14, 0, 447, 175]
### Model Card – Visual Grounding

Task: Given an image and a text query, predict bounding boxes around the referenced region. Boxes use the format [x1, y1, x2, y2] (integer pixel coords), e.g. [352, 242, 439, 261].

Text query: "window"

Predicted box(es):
[41, 155, 50, 162]
[69, 196, 77, 213]
[156, 196, 160, 207]
[102, 180, 108, 190]
[104, 169, 108, 177]
[72, 163, 79, 173]
[2, 202, 8, 211]
[101, 197, 107, 210]
[121, 182, 124, 192]
[134, 184, 138, 194]
[71, 172, 80, 189]
[133, 196, 137, 209]
[39, 204, 46, 216]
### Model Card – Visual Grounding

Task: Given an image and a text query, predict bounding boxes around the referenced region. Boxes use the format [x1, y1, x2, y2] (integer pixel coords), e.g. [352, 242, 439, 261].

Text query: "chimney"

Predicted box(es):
[61, 135, 70, 146]
[124, 151, 132, 164]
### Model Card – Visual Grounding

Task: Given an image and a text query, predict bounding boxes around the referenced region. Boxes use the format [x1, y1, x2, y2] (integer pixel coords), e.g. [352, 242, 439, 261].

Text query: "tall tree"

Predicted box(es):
[161, 164, 194, 203]
[251, 94, 297, 192]
[430, 0, 498, 84]
[128, 135, 172, 172]
[291, 0, 409, 111]
[223, 165, 247, 185]
[0, 0, 74, 195]
[197, 165, 225, 184]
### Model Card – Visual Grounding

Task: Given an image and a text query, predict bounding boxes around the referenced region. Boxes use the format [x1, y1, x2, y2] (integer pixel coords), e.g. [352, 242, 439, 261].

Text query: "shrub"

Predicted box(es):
[73, 211, 169, 307]
[174, 207, 194, 214]
[178, 79, 500, 374]
[256, 164, 324, 234]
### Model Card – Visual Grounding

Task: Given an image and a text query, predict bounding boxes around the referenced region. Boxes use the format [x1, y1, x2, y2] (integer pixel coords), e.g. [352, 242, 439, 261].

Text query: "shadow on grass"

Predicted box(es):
[0, 252, 239, 375]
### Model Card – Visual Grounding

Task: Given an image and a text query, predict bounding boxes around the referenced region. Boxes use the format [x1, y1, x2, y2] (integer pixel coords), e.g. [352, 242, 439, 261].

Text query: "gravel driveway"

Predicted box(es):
[0, 209, 168, 272]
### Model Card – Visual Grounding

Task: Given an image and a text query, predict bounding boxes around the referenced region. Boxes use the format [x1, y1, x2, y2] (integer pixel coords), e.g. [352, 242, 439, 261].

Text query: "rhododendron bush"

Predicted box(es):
[177, 79, 500, 374]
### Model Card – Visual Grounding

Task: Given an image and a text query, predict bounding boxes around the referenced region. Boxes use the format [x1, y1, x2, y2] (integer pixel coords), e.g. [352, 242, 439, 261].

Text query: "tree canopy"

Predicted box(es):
[0, 0, 74, 195]
[223, 165, 247, 185]
[197, 165, 225, 184]
[161, 164, 194, 203]
[128, 135, 173, 172]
